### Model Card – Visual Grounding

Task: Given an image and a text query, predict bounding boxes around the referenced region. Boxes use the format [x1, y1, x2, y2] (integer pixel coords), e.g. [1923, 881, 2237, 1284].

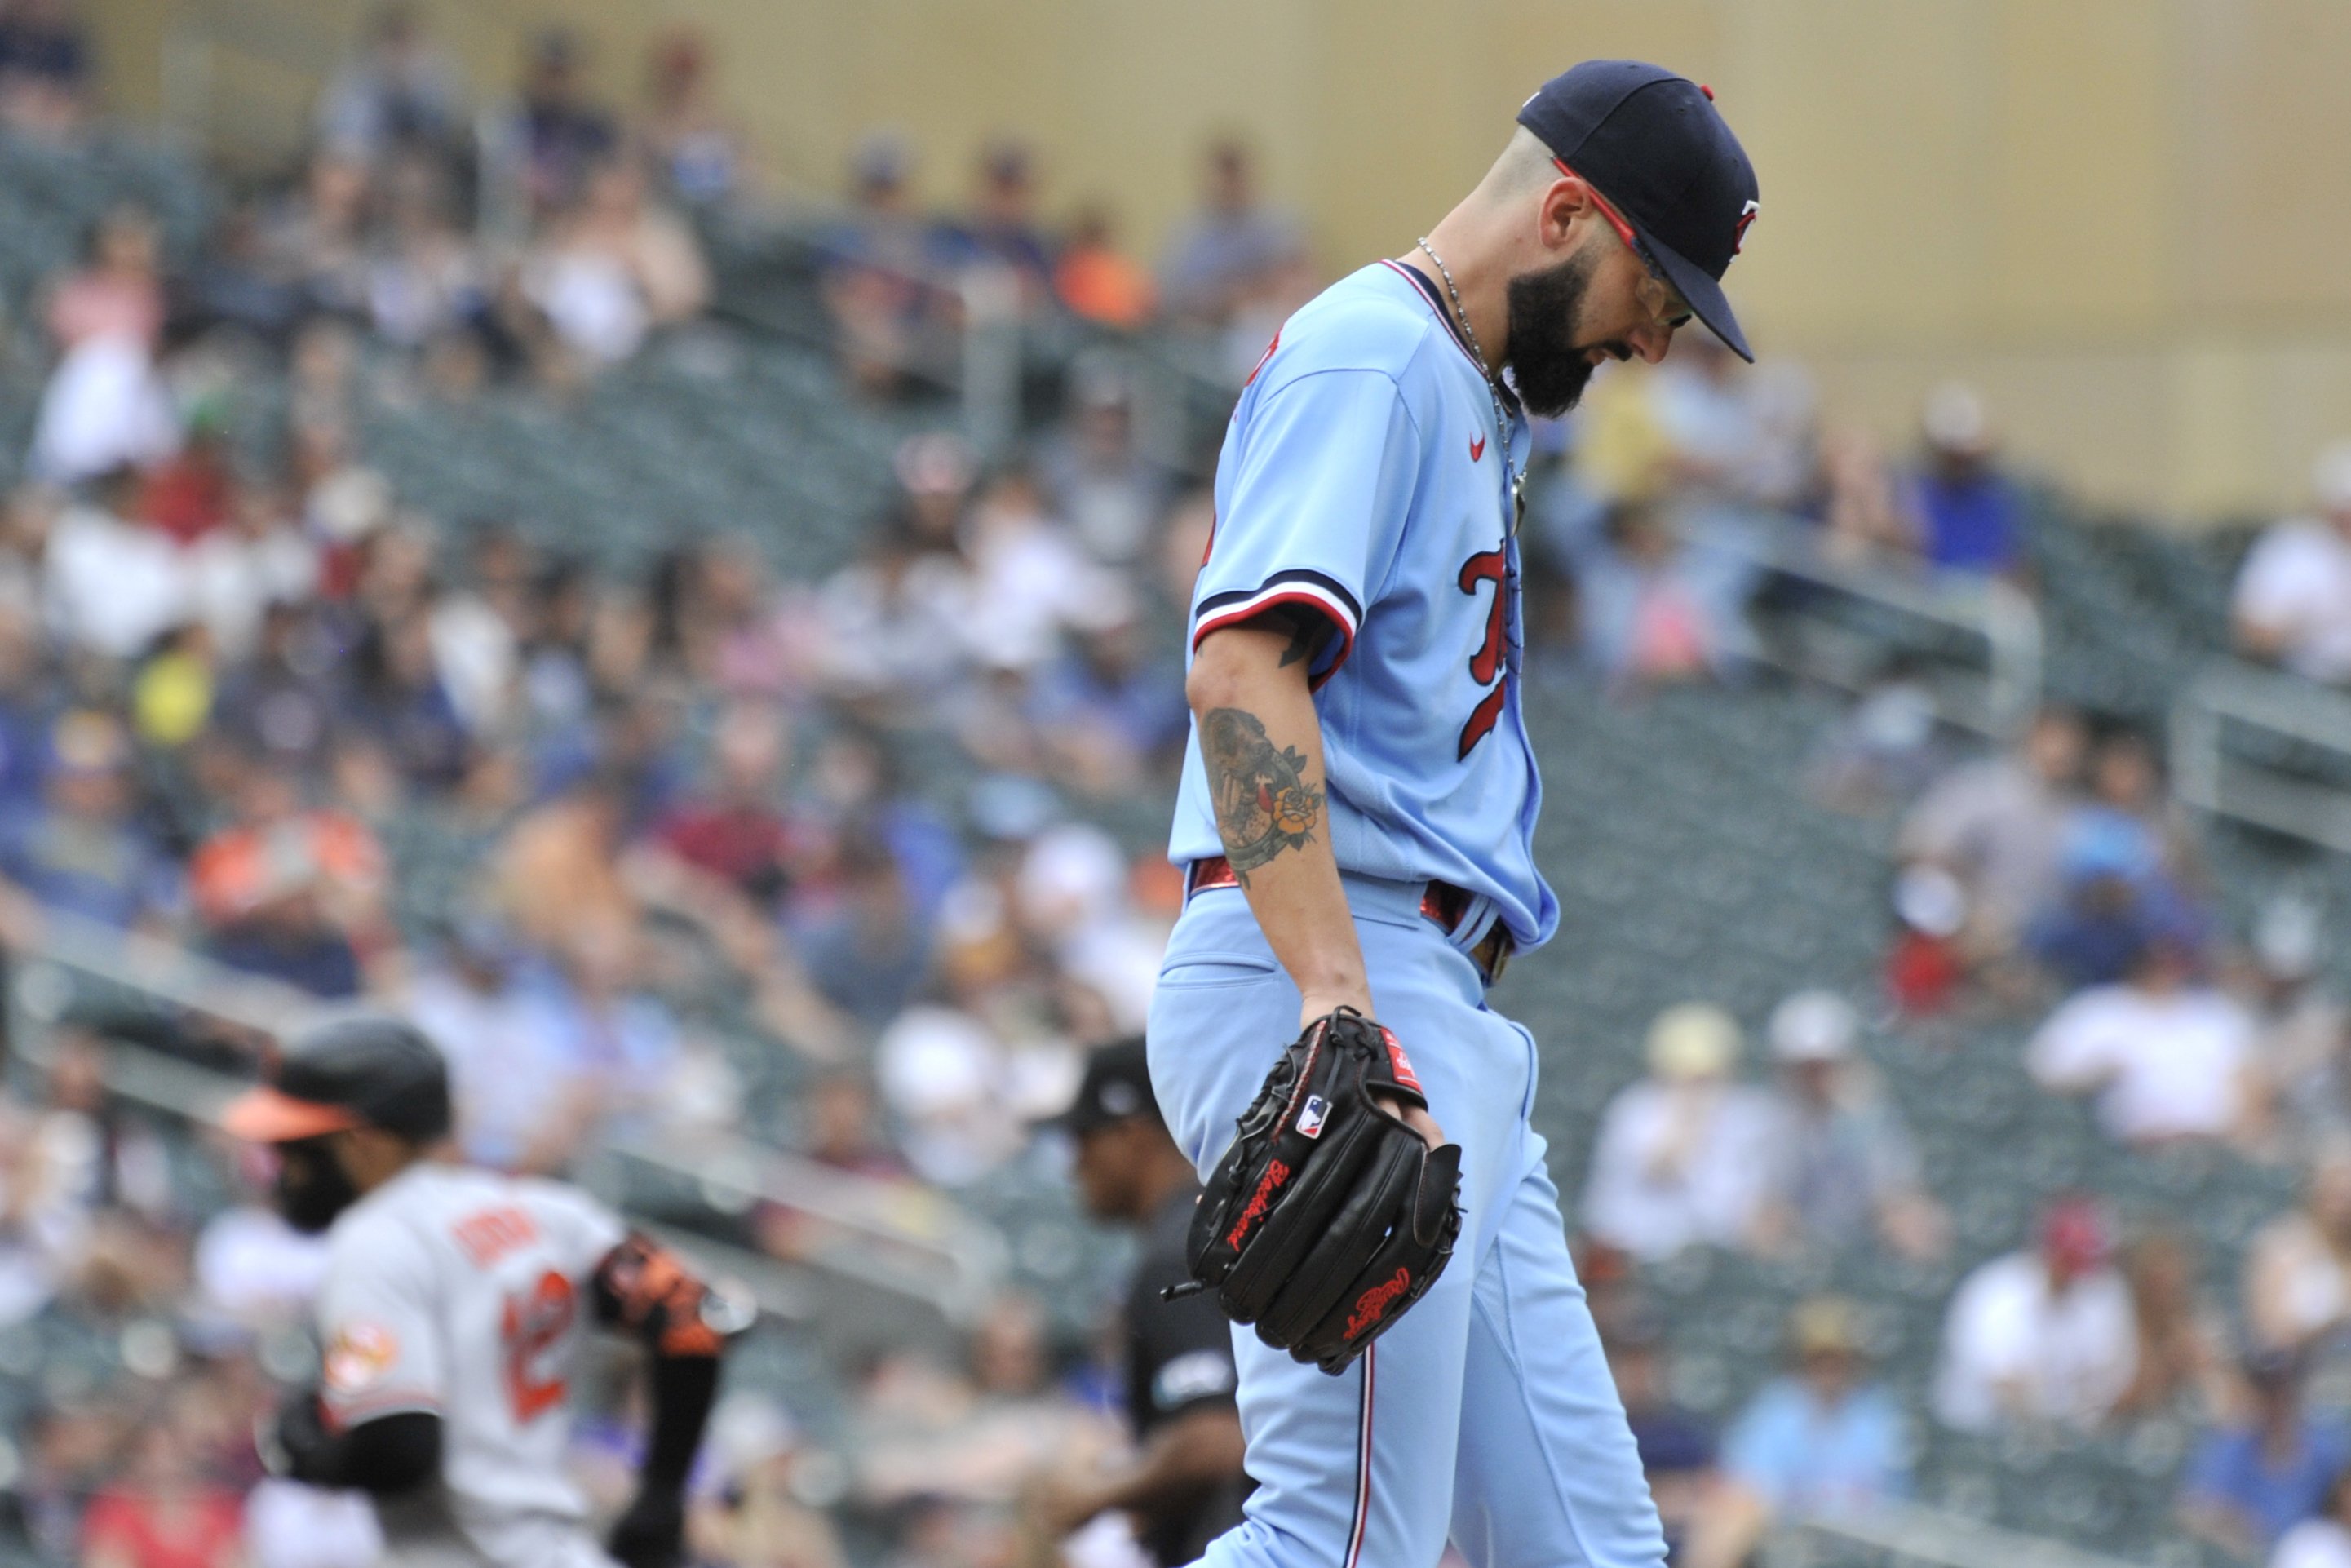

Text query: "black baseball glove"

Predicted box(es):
[1179, 1007, 1462, 1375]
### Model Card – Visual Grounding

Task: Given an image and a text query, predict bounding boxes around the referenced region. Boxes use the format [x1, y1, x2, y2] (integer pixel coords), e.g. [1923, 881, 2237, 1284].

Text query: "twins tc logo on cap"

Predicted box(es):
[1296, 1094, 1329, 1139]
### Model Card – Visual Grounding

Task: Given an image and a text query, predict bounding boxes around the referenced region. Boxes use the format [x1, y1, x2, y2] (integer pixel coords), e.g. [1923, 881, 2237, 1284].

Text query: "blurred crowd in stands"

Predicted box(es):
[14, 4, 2351, 1567]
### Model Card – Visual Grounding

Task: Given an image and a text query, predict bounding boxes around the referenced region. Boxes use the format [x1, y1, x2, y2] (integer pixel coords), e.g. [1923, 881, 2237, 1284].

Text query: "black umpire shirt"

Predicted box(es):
[1127, 1185, 1251, 1566]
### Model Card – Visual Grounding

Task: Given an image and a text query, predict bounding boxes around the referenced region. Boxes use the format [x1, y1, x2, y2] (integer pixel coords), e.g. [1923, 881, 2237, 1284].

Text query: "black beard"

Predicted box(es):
[1503, 249, 1605, 418]
[275, 1136, 361, 1234]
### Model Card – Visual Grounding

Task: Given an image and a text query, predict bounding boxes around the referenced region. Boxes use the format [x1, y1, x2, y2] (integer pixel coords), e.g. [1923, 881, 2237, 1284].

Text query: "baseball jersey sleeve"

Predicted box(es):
[520, 1177, 630, 1280]
[317, 1223, 445, 1431]
[1193, 368, 1422, 686]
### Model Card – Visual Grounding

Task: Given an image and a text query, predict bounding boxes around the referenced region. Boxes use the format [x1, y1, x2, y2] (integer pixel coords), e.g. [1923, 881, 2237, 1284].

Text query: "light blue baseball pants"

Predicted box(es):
[1145, 875, 1666, 1568]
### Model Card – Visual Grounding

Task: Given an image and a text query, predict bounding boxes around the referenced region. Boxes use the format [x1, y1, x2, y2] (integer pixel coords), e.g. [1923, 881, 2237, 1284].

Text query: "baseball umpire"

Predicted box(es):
[1150, 60, 1759, 1568]
[1027, 1039, 1251, 1566]
[223, 1014, 747, 1568]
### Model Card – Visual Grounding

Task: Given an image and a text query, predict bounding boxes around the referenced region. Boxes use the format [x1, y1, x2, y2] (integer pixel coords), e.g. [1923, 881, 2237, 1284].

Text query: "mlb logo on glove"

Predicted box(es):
[1296, 1095, 1329, 1138]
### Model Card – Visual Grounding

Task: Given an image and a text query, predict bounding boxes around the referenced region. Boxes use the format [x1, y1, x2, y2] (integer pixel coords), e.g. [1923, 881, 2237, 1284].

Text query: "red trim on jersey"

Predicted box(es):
[1345, 1345, 1375, 1568]
[1243, 327, 1282, 388]
[1192, 588, 1357, 690]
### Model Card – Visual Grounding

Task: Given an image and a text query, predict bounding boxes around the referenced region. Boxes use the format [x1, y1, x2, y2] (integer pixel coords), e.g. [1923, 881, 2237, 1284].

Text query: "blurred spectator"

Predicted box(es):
[2276, 1468, 2351, 1568]
[1572, 499, 1741, 688]
[816, 518, 976, 704]
[795, 829, 931, 1031]
[1581, 1003, 1777, 1260]
[644, 701, 804, 903]
[41, 468, 186, 658]
[0, 709, 178, 932]
[0, 1040, 107, 1327]
[1897, 706, 2085, 952]
[137, 405, 237, 547]
[1158, 139, 1300, 329]
[47, 202, 165, 353]
[2246, 893, 2351, 1155]
[1601, 1314, 1717, 1561]
[1040, 354, 1175, 567]
[1749, 990, 1946, 1260]
[241, 1477, 383, 1568]
[523, 154, 710, 374]
[2027, 928, 2260, 1148]
[494, 772, 640, 951]
[961, 463, 1117, 673]
[187, 750, 387, 995]
[0, 0, 90, 136]
[1647, 334, 1815, 520]
[1817, 426, 1915, 560]
[2246, 1147, 2351, 1358]
[0, 594, 52, 812]
[190, 1154, 328, 1331]
[405, 913, 565, 1169]
[2116, 1229, 2235, 1423]
[1902, 383, 2025, 578]
[1025, 597, 1189, 796]
[856, 1293, 1112, 1509]
[2180, 1351, 2346, 1562]
[684, 1395, 848, 1568]
[257, 149, 374, 321]
[78, 1420, 244, 1568]
[934, 139, 1055, 308]
[874, 1005, 1017, 1187]
[2027, 726, 2212, 990]
[1884, 863, 1970, 1019]
[1804, 662, 1946, 813]
[508, 915, 691, 1169]
[2235, 441, 2351, 684]
[30, 209, 178, 485]
[494, 28, 618, 225]
[820, 133, 948, 397]
[210, 599, 336, 776]
[1054, 203, 1156, 330]
[1933, 1198, 2136, 1433]
[365, 151, 487, 353]
[340, 609, 472, 791]
[640, 29, 745, 211]
[1685, 1298, 1907, 1568]
[313, 2, 460, 164]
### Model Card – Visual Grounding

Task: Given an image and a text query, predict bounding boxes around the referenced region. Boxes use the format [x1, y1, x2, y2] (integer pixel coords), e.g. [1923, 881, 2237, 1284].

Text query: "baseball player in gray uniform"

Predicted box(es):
[224, 1016, 746, 1568]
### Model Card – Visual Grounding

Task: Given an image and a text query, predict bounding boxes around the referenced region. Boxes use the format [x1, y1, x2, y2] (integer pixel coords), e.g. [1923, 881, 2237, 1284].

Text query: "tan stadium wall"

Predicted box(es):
[77, 0, 2351, 523]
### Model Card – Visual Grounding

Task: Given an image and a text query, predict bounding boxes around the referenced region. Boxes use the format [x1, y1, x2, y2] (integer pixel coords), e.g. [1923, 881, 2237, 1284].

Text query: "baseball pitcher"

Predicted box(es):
[1151, 60, 1761, 1568]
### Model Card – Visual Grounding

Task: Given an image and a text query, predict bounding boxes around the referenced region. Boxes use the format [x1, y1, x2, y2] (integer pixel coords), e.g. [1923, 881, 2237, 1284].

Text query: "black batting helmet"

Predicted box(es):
[222, 1014, 453, 1145]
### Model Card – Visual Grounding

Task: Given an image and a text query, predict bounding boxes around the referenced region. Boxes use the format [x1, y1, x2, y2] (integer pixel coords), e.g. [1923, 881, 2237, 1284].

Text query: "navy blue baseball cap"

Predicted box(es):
[1517, 60, 1760, 361]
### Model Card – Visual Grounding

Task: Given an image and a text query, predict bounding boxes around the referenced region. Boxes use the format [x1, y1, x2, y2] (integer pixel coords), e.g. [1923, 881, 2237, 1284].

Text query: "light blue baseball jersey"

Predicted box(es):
[1171, 260, 1559, 949]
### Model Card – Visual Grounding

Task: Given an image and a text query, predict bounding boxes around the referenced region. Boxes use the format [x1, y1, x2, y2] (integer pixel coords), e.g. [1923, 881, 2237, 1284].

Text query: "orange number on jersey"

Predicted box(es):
[500, 1269, 575, 1424]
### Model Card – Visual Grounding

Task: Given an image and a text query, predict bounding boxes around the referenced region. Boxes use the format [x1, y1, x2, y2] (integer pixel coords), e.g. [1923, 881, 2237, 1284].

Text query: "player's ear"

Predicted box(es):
[1536, 174, 1596, 255]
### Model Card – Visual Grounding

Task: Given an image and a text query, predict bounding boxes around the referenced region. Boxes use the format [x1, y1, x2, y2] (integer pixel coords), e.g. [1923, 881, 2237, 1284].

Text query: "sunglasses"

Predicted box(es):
[1552, 158, 1694, 332]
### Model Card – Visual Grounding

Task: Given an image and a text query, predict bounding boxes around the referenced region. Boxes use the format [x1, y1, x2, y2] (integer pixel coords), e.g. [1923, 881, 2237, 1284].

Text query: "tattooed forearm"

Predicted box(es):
[1199, 706, 1325, 884]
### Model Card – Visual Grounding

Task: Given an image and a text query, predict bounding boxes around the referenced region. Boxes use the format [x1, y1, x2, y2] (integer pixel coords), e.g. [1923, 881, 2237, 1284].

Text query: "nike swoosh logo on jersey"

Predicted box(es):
[1469, 435, 1486, 462]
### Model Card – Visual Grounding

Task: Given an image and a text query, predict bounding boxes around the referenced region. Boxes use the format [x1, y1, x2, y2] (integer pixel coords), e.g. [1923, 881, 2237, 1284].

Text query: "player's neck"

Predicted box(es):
[1394, 209, 1511, 378]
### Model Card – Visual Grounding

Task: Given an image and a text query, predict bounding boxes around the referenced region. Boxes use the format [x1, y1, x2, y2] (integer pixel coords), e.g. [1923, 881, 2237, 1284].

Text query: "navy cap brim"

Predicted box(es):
[1645, 232, 1751, 362]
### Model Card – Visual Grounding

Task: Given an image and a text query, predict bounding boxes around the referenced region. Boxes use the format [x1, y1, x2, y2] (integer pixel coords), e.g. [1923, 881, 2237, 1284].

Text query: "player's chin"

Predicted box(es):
[1512, 355, 1598, 419]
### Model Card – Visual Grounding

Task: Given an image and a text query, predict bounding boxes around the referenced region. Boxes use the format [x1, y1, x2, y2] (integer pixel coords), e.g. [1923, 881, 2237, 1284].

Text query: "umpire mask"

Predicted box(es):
[274, 1135, 361, 1234]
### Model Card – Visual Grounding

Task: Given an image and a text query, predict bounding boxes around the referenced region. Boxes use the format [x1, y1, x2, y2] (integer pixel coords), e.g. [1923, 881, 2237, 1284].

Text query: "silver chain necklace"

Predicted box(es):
[1415, 237, 1523, 535]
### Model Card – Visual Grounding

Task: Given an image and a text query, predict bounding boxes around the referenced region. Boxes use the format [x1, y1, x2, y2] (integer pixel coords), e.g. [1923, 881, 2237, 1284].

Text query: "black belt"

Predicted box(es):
[1184, 855, 1514, 985]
